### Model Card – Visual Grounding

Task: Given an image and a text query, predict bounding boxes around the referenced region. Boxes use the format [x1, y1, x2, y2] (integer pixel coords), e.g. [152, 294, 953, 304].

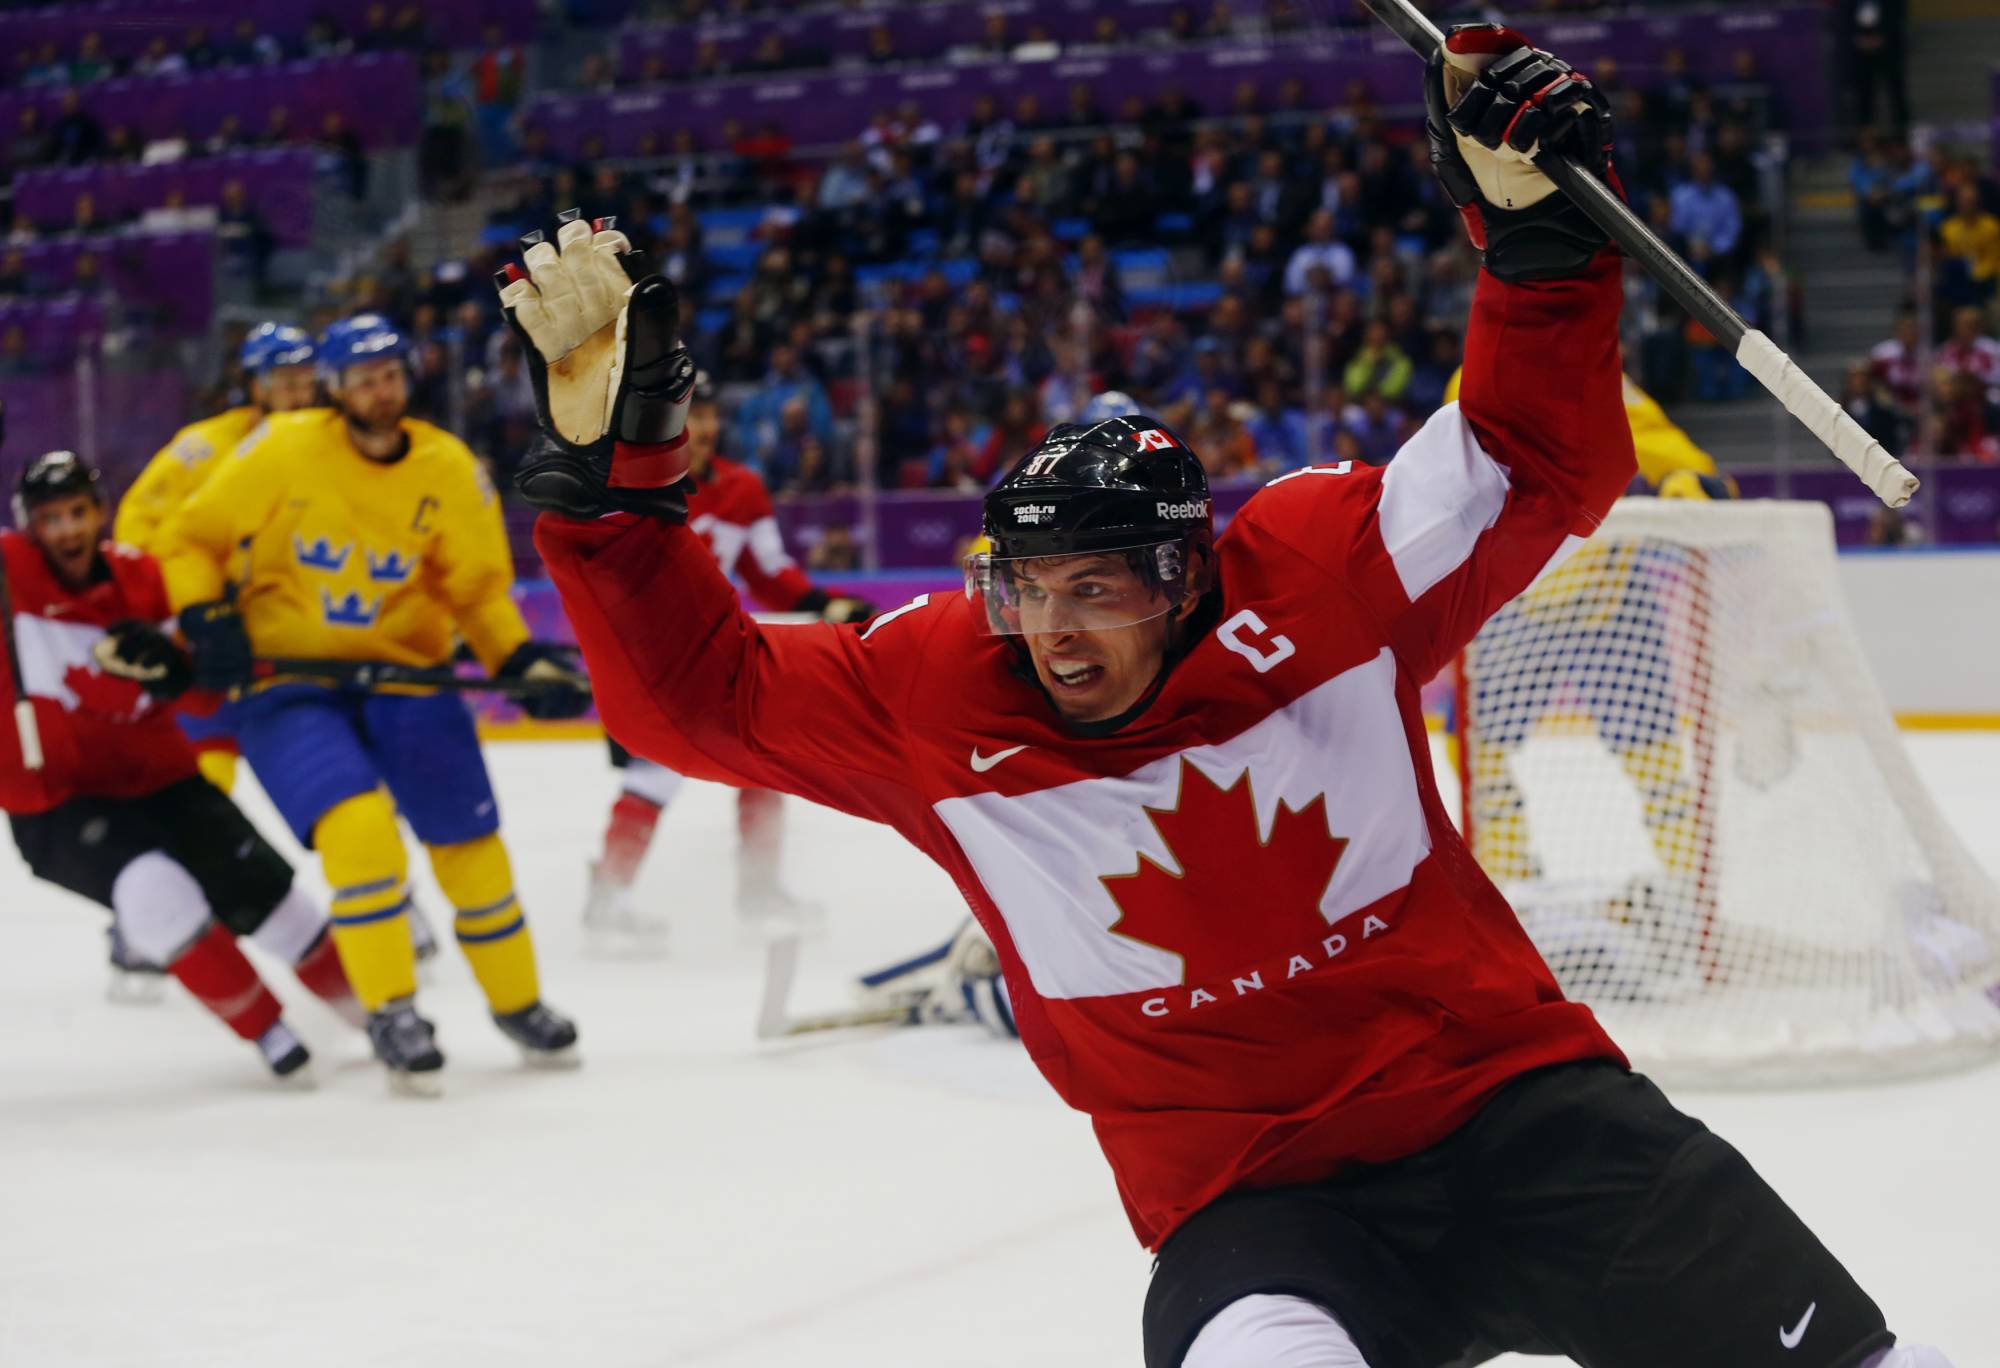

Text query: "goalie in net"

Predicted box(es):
[1454, 486, 2000, 1085]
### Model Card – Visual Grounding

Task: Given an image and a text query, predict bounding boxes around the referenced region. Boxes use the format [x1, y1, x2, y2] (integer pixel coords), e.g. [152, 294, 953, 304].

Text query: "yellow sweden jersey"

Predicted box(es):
[114, 406, 265, 553]
[155, 409, 529, 674]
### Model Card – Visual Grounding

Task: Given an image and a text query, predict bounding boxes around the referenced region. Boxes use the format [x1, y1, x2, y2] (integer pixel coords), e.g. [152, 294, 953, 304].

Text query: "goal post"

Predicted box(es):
[1454, 498, 2000, 1086]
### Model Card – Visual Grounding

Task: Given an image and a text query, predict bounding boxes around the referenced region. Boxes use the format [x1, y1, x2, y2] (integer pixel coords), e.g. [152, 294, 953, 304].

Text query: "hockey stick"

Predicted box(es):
[0, 553, 42, 771]
[1356, 0, 1919, 509]
[756, 935, 914, 1039]
[251, 656, 588, 701]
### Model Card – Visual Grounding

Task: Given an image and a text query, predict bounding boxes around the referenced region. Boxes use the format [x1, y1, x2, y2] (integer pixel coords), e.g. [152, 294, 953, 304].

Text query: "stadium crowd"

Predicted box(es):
[292, 29, 1788, 500]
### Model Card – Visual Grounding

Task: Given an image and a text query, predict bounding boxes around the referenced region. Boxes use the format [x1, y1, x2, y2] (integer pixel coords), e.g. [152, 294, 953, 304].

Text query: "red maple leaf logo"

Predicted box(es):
[1102, 758, 1348, 986]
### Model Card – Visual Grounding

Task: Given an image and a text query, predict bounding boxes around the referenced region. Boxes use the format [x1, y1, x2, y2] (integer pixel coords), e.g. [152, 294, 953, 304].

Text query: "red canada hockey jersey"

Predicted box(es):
[540, 259, 1636, 1249]
[0, 531, 198, 815]
[687, 455, 814, 612]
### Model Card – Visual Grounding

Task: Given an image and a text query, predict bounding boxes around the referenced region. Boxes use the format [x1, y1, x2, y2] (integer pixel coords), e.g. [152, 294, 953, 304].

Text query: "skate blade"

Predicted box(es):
[584, 926, 671, 961]
[106, 973, 167, 1007]
[271, 1062, 319, 1091]
[518, 1043, 582, 1071]
[386, 1068, 444, 1098]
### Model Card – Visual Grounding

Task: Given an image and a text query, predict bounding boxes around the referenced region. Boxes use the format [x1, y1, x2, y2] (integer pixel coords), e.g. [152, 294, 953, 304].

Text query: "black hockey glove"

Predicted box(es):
[498, 210, 699, 522]
[498, 641, 592, 721]
[1425, 24, 1618, 283]
[795, 588, 877, 626]
[178, 600, 252, 693]
[92, 620, 194, 700]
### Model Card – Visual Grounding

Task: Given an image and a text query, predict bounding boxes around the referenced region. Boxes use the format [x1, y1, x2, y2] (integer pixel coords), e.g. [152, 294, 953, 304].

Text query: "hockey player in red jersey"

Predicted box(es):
[586, 369, 871, 946]
[500, 34, 1951, 1368]
[1, 450, 363, 1080]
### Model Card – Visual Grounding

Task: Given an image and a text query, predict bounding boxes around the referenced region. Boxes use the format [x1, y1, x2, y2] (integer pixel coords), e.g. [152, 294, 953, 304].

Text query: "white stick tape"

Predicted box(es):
[15, 699, 42, 771]
[1736, 329, 1919, 508]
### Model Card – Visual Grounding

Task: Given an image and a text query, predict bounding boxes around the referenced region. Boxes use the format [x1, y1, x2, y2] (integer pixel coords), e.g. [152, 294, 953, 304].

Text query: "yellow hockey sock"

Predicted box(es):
[429, 833, 540, 1015]
[316, 790, 417, 1012]
[1616, 737, 1703, 880]
[196, 749, 239, 794]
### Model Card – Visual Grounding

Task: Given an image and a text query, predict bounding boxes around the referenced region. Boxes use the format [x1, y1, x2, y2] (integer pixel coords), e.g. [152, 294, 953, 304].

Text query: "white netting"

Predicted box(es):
[1458, 499, 2000, 1086]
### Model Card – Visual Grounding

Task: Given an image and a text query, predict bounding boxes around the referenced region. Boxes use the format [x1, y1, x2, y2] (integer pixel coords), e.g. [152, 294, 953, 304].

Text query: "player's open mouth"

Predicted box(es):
[1048, 660, 1103, 691]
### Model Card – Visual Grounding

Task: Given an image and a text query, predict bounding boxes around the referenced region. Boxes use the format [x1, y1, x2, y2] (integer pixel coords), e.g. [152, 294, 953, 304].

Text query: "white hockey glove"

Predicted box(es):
[498, 210, 699, 520]
[1424, 24, 1618, 282]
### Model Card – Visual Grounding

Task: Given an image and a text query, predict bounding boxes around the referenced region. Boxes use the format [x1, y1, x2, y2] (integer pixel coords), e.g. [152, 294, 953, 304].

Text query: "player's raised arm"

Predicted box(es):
[504, 216, 921, 822]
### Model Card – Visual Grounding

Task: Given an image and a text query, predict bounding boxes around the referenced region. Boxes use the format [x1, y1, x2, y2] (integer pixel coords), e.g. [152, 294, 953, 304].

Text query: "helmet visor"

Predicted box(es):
[965, 539, 1192, 637]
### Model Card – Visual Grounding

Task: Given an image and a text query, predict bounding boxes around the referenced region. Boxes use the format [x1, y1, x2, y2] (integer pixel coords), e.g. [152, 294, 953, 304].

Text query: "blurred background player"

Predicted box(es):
[1445, 365, 1738, 988]
[586, 369, 872, 950]
[1, 448, 362, 1081]
[153, 313, 590, 1093]
[114, 321, 442, 971]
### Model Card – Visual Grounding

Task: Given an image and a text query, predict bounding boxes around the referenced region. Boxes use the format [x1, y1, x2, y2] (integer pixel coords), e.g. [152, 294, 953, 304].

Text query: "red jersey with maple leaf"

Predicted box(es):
[0, 530, 199, 815]
[687, 455, 814, 612]
[539, 257, 1636, 1249]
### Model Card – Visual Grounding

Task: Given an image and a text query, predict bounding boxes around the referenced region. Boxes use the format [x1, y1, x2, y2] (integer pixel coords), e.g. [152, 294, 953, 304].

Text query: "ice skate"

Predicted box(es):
[256, 1021, 314, 1087]
[105, 925, 167, 1006]
[492, 1000, 580, 1068]
[367, 998, 445, 1097]
[582, 860, 670, 958]
[736, 880, 825, 942]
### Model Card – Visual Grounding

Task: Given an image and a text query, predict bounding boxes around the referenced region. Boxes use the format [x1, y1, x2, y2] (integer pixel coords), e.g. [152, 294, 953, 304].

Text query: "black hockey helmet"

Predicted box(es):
[970, 416, 1215, 636]
[13, 449, 102, 527]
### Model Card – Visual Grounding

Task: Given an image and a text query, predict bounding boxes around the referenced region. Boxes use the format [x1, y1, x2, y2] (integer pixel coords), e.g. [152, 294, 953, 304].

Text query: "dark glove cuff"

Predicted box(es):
[1479, 194, 1614, 282]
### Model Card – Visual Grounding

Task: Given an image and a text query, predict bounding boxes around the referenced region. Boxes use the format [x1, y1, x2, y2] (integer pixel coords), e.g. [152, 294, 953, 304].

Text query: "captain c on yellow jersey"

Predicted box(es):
[155, 313, 592, 1093]
[115, 322, 322, 793]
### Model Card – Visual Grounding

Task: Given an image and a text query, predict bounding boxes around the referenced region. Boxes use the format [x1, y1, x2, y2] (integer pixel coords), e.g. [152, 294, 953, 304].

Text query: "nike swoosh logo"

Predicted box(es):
[1779, 1302, 1816, 1350]
[970, 744, 1029, 773]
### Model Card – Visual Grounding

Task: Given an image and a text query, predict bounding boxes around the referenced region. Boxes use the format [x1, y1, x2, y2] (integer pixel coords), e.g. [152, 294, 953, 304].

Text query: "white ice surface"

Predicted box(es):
[2, 735, 1995, 1367]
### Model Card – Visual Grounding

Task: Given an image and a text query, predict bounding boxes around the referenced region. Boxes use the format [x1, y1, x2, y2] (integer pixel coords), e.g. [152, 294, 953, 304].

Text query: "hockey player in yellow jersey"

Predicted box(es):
[1447, 364, 1736, 947]
[155, 313, 591, 1092]
[115, 323, 322, 794]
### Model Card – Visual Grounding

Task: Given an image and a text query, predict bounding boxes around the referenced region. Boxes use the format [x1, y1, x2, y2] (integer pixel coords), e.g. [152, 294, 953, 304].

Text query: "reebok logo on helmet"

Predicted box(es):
[1156, 499, 1209, 522]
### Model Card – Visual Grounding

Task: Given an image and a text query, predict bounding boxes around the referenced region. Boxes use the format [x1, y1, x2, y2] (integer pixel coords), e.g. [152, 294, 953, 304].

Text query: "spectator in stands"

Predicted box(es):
[1284, 210, 1358, 296]
[1937, 307, 2000, 394]
[21, 43, 65, 89]
[318, 112, 369, 202]
[808, 524, 861, 572]
[260, 106, 296, 147]
[577, 53, 616, 95]
[738, 344, 835, 473]
[1345, 391, 1405, 466]
[1841, 0, 1909, 133]
[304, 13, 352, 60]
[1937, 184, 2000, 313]
[206, 114, 250, 157]
[1841, 360, 1905, 452]
[927, 412, 988, 492]
[1869, 309, 1926, 416]
[7, 108, 49, 173]
[1243, 378, 1303, 470]
[690, 38, 731, 81]
[744, 34, 790, 75]
[227, 19, 286, 66]
[1669, 152, 1743, 272]
[67, 32, 112, 84]
[981, 392, 1047, 478]
[1189, 394, 1262, 477]
[420, 49, 477, 202]
[0, 325, 40, 377]
[1342, 319, 1412, 404]
[181, 25, 222, 70]
[356, 4, 395, 53]
[0, 250, 29, 297]
[1935, 369, 1999, 461]
[48, 90, 105, 167]
[134, 35, 189, 79]
[99, 124, 142, 163]
[217, 180, 275, 293]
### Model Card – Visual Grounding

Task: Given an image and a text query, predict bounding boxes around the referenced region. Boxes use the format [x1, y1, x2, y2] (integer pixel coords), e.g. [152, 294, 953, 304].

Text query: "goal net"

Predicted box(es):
[1455, 498, 2000, 1086]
